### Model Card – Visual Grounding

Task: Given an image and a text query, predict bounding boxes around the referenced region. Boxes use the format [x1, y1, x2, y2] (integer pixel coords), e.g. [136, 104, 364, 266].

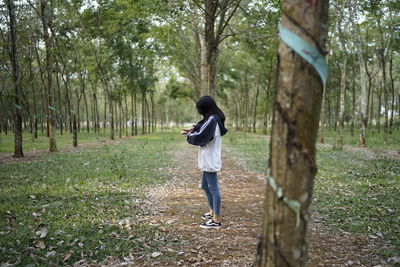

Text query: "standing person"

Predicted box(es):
[181, 96, 228, 229]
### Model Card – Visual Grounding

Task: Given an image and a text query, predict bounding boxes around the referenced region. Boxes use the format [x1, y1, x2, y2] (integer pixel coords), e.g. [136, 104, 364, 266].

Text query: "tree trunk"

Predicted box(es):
[124, 92, 129, 137]
[119, 101, 122, 138]
[134, 90, 138, 135]
[253, 85, 260, 133]
[202, 0, 241, 97]
[336, 21, 347, 149]
[40, 0, 57, 152]
[72, 113, 77, 147]
[131, 91, 135, 136]
[388, 52, 395, 134]
[349, 3, 367, 147]
[377, 91, 382, 133]
[151, 92, 156, 133]
[319, 87, 326, 144]
[109, 98, 114, 140]
[350, 68, 356, 137]
[7, 0, 24, 158]
[256, 1, 329, 266]
[83, 87, 89, 133]
[142, 92, 145, 135]
[55, 64, 63, 135]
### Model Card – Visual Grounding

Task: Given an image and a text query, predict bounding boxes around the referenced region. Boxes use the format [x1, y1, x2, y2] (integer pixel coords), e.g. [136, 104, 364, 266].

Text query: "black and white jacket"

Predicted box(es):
[187, 115, 228, 172]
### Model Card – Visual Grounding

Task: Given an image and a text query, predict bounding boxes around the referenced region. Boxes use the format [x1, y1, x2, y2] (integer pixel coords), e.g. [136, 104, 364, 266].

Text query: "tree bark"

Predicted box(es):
[109, 98, 114, 140]
[253, 85, 260, 133]
[40, 0, 57, 152]
[72, 113, 77, 147]
[256, 1, 329, 266]
[349, 3, 367, 147]
[336, 19, 347, 149]
[202, 0, 241, 97]
[388, 51, 395, 134]
[7, 0, 24, 158]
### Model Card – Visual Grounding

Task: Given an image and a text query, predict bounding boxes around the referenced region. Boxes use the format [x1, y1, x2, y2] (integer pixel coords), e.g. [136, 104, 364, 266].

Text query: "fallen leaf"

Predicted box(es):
[63, 251, 72, 262]
[37, 240, 46, 249]
[166, 219, 177, 224]
[387, 256, 400, 263]
[151, 252, 162, 258]
[0, 258, 21, 267]
[55, 230, 65, 236]
[375, 232, 383, 238]
[36, 227, 49, 238]
[46, 251, 56, 257]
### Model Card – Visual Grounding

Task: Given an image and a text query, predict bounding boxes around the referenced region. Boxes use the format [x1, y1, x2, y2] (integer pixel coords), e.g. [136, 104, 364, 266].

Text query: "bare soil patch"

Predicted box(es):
[135, 146, 391, 266]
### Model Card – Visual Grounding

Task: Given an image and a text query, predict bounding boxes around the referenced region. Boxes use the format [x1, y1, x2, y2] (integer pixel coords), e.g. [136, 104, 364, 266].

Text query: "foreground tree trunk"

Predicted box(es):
[7, 0, 24, 158]
[256, 1, 329, 266]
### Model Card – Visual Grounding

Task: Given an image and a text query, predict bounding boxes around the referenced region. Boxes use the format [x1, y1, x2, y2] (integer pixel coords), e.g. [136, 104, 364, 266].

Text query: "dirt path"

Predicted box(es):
[136, 146, 391, 267]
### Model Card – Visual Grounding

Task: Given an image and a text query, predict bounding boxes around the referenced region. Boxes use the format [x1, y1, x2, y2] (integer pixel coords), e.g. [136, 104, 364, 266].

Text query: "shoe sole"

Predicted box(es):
[200, 225, 221, 229]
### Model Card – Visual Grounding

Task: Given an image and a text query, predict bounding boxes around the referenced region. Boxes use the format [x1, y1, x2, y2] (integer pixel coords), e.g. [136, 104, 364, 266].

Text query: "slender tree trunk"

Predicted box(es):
[124, 92, 129, 137]
[141, 92, 145, 135]
[83, 88, 89, 133]
[388, 52, 395, 133]
[118, 100, 121, 136]
[377, 91, 382, 133]
[145, 96, 151, 133]
[256, 1, 329, 266]
[319, 87, 326, 144]
[253, 85, 260, 133]
[28, 50, 38, 139]
[134, 90, 138, 135]
[336, 21, 347, 149]
[7, 0, 24, 157]
[151, 93, 156, 132]
[349, 3, 367, 147]
[350, 70, 356, 137]
[40, 0, 57, 152]
[199, 31, 207, 96]
[131, 92, 134, 136]
[104, 97, 107, 131]
[109, 98, 114, 140]
[72, 113, 77, 147]
[370, 88, 375, 129]
[55, 65, 63, 135]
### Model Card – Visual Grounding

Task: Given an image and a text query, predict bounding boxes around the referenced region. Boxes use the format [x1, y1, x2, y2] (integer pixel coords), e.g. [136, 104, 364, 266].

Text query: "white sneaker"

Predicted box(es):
[200, 219, 222, 229]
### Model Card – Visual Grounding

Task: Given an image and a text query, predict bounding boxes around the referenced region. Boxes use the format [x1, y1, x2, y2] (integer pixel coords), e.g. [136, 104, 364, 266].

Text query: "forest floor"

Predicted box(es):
[106, 144, 395, 267]
[1, 132, 398, 266]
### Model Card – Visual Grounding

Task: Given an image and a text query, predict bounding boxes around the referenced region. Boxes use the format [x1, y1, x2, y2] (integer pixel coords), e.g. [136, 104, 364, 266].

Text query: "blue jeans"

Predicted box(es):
[201, 171, 221, 216]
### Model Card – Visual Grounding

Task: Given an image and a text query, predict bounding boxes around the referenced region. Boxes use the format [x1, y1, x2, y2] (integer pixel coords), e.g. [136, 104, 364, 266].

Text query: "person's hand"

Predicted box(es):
[180, 128, 194, 135]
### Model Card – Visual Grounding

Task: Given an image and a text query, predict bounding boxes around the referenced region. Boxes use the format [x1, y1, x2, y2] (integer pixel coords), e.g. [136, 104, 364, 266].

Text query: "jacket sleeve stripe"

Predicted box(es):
[187, 116, 214, 137]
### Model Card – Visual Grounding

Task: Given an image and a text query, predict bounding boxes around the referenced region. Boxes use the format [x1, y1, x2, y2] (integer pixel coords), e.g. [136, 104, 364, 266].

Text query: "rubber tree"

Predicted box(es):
[256, 0, 329, 266]
[6, 0, 24, 157]
[39, 0, 57, 152]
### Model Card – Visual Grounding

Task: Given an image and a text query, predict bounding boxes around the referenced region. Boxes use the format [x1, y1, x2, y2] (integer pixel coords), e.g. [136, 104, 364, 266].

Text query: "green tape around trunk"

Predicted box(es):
[279, 24, 328, 88]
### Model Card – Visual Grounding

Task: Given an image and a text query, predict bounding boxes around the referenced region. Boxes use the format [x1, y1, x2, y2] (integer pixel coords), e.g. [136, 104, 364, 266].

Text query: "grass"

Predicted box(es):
[0, 131, 184, 266]
[0, 131, 110, 153]
[1, 127, 399, 264]
[225, 130, 400, 259]
[319, 126, 400, 151]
